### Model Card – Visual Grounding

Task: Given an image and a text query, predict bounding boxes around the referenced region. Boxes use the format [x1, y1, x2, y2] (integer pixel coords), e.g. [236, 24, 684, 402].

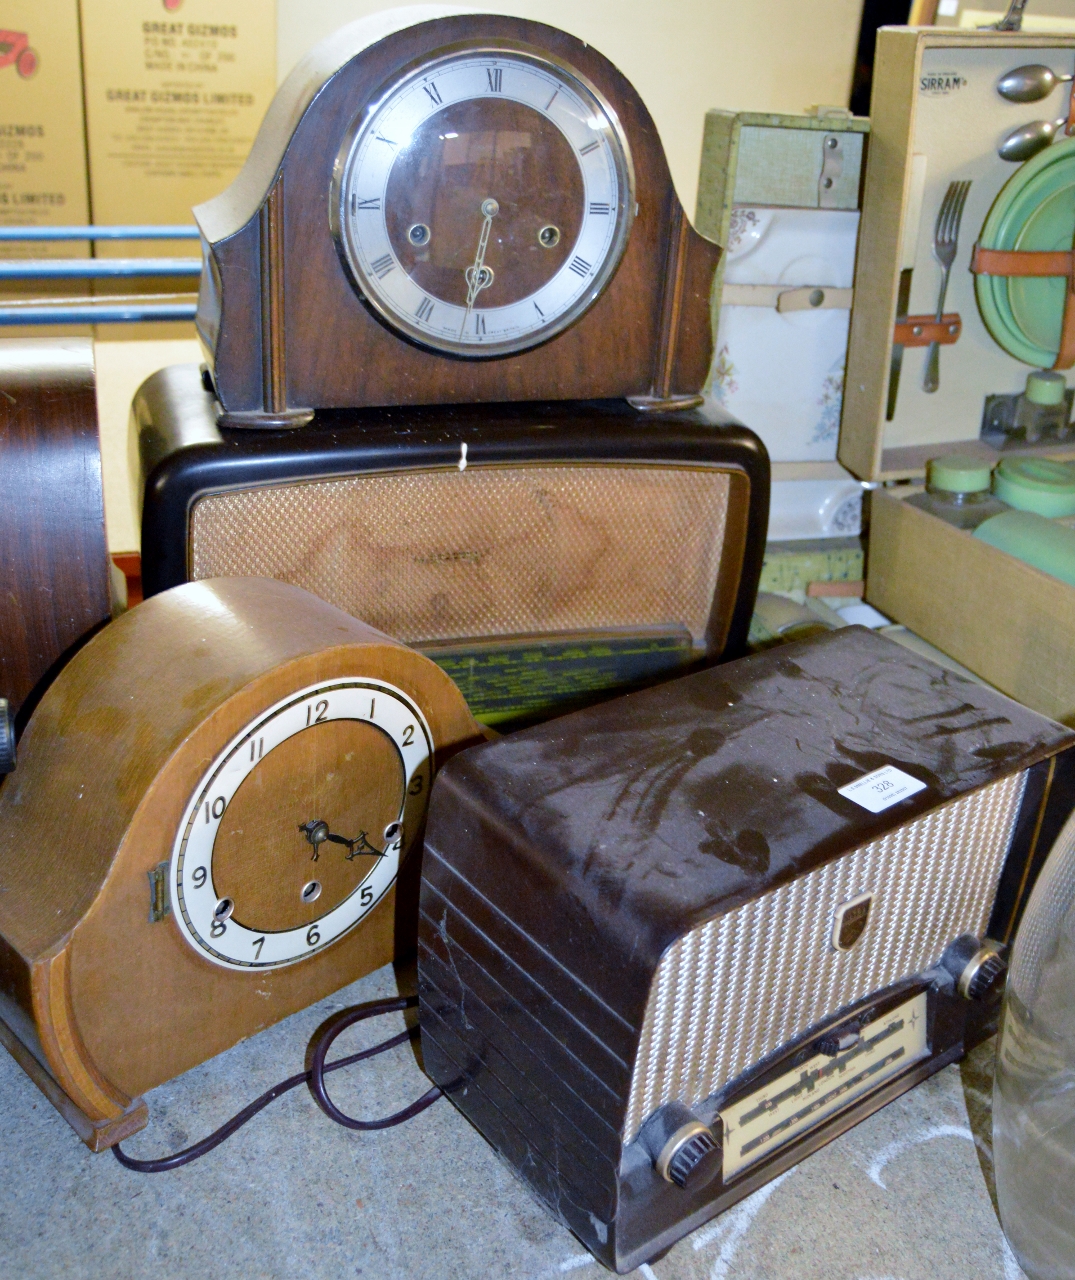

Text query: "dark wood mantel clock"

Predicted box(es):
[194, 9, 719, 426]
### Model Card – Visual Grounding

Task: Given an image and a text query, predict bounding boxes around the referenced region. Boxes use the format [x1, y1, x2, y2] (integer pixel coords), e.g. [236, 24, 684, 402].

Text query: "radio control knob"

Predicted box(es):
[664, 1127, 721, 1191]
[961, 948, 1008, 1001]
[940, 934, 1008, 1000]
[637, 1100, 722, 1193]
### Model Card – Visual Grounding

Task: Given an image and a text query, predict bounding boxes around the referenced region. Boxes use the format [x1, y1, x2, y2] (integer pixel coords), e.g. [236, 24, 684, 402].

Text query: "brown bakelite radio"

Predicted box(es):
[418, 626, 1075, 1271]
[136, 367, 768, 728]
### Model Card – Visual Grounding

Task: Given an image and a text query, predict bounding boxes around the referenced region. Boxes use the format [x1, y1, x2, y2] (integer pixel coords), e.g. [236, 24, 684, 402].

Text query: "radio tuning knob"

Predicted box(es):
[939, 934, 1008, 1001]
[637, 1100, 722, 1192]
[664, 1128, 721, 1190]
[960, 948, 1008, 1001]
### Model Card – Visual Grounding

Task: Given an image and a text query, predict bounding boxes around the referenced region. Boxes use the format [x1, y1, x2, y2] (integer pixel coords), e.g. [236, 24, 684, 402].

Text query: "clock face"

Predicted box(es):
[333, 45, 635, 357]
[169, 679, 433, 971]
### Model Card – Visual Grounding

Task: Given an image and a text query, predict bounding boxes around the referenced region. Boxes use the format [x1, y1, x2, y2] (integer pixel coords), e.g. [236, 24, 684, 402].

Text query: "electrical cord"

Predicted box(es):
[111, 995, 442, 1173]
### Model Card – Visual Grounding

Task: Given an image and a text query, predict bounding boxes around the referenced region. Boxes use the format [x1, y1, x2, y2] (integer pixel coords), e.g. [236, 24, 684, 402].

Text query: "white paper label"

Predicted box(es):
[838, 765, 926, 813]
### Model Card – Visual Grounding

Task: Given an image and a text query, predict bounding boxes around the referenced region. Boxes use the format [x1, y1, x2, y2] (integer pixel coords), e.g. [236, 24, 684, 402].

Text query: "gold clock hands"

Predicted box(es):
[298, 819, 386, 861]
[461, 197, 498, 336]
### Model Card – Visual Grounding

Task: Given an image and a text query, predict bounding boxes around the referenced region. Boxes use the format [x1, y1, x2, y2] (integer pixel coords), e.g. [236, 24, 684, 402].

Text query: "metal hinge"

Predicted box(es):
[148, 861, 171, 923]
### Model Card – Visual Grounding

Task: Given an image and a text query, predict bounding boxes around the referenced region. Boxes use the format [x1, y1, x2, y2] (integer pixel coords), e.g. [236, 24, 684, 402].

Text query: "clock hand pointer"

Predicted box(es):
[461, 197, 498, 337]
[298, 819, 387, 861]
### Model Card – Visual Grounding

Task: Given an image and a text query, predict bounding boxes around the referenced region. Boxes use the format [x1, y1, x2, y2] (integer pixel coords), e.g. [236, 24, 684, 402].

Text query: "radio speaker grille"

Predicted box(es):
[189, 464, 732, 646]
[623, 772, 1027, 1138]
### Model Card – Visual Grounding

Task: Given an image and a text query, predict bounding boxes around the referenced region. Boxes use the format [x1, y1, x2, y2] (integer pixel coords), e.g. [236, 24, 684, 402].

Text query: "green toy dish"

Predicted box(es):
[976, 136, 1075, 368]
[993, 456, 1075, 516]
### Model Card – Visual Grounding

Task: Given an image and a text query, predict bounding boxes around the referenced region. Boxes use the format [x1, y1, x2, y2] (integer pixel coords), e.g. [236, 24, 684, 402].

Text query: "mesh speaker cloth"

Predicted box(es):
[189, 464, 731, 646]
[623, 772, 1027, 1139]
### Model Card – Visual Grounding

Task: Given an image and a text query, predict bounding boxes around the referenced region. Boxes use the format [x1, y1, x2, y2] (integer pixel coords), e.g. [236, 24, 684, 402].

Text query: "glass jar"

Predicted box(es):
[993, 807, 1075, 1280]
[906, 454, 1008, 530]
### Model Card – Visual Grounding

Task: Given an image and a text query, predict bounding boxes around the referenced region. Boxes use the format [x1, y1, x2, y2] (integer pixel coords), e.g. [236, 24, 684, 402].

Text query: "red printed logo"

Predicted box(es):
[0, 31, 37, 78]
[162, 0, 183, 10]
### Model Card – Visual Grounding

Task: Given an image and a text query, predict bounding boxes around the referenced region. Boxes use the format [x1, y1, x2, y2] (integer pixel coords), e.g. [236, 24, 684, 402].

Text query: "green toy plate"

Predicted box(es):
[977, 136, 1075, 368]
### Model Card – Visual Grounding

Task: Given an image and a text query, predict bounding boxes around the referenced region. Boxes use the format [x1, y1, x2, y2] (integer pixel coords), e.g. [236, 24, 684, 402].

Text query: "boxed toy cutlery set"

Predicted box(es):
[853, 29, 1075, 725]
[842, 26, 1075, 480]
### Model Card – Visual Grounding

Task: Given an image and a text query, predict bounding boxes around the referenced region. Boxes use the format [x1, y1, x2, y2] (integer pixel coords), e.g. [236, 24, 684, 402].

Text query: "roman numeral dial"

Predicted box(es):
[336, 46, 634, 357]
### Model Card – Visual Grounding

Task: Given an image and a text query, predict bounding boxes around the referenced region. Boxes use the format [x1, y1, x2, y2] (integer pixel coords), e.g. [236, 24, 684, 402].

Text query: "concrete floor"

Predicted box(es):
[0, 962, 1026, 1280]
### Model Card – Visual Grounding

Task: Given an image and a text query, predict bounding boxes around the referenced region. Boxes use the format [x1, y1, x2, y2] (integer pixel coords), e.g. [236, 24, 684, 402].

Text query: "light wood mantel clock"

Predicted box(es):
[0, 578, 481, 1149]
[193, 8, 720, 426]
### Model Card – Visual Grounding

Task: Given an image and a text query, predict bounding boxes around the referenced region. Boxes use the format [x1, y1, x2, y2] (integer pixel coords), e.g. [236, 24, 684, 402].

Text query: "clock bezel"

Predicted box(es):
[329, 38, 637, 359]
[169, 677, 433, 972]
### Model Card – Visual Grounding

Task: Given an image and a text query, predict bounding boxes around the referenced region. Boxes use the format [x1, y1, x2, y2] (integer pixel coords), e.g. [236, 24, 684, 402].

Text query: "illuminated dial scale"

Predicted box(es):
[171, 679, 433, 970]
[336, 50, 633, 356]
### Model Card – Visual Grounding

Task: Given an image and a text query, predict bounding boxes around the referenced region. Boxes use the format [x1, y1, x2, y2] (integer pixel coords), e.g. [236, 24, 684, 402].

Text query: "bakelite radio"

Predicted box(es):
[417, 626, 1075, 1271]
[136, 370, 767, 729]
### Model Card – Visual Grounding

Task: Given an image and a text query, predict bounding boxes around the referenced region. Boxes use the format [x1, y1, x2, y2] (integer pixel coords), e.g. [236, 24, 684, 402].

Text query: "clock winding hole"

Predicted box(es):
[301, 880, 322, 904]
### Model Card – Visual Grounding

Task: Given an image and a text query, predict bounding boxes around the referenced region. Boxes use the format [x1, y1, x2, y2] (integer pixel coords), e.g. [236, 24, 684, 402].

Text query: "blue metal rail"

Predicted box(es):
[0, 225, 201, 324]
[0, 225, 200, 241]
[0, 302, 198, 324]
[0, 259, 202, 279]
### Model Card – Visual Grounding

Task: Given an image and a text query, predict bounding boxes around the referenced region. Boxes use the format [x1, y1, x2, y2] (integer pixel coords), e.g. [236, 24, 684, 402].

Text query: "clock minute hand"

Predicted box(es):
[461, 197, 498, 335]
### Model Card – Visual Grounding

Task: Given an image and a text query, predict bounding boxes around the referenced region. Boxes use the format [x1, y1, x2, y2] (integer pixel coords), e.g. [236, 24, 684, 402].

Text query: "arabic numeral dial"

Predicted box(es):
[169, 679, 432, 971]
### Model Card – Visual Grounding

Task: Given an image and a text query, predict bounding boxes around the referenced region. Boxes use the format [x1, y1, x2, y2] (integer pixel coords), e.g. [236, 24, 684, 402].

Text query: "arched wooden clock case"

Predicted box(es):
[194, 11, 720, 426]
[0, 578, 481, 1149]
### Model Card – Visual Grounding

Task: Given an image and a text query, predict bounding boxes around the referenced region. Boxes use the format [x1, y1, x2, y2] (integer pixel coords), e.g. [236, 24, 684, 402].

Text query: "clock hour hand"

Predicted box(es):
[461, 197, 498, 335]
[298, 819, 386, 861]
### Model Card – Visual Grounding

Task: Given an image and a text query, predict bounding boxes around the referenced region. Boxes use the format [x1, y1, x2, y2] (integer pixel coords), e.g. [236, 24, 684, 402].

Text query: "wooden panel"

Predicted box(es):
[866, 487, 1075, 723]
[0, 339, 111, 717]
[0, 1011, 147, 1150]
[839, 30, 921, 482]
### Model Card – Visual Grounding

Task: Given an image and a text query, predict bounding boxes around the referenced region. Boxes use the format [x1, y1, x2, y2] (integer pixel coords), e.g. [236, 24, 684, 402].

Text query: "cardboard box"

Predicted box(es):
[0, 0, 91, 337]
[78, 0, 276, 241]
[840, 27, 1075, 481]
[866, 486, 1075, 724]
[77, 0, 276, 338]
[0, 0, 90, 245]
